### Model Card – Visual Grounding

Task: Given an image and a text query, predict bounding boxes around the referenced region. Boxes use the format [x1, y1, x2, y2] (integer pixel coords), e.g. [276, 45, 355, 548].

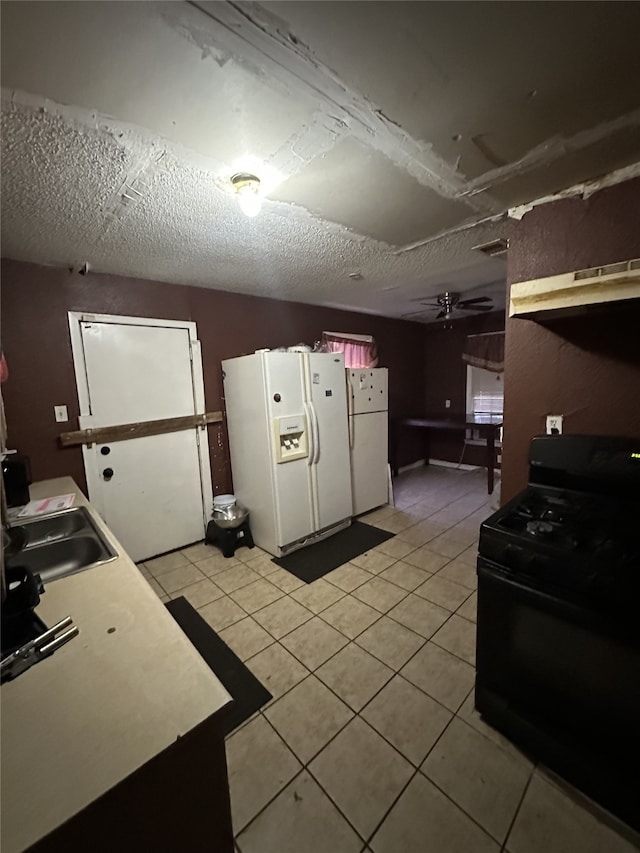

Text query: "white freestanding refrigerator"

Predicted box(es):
[222, 351, 353, 557]
[347, 368, 389, 515]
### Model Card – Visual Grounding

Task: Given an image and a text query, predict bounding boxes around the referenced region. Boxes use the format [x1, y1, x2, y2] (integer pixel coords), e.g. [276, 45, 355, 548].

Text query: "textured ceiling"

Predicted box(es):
[2, 1, 640, 323]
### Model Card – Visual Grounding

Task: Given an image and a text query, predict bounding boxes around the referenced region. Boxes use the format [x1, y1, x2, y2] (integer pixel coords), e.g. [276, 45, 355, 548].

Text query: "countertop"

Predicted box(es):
[1, 477, 232, 853]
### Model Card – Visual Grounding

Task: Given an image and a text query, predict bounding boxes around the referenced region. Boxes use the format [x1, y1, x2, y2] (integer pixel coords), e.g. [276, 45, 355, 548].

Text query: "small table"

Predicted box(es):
[391, 414, 503, 494]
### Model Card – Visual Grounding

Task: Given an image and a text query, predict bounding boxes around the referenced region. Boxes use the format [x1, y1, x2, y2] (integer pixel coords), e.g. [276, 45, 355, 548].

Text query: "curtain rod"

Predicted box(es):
[466, 331, 505, 338]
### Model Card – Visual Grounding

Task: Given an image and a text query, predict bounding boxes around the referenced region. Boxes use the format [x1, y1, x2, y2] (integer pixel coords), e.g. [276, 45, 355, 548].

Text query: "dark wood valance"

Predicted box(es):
[462, 331, 505, 373]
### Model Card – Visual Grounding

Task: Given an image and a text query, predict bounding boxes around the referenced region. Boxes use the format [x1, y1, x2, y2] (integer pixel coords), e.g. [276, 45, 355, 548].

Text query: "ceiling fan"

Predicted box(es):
[404, 291, 494, 320]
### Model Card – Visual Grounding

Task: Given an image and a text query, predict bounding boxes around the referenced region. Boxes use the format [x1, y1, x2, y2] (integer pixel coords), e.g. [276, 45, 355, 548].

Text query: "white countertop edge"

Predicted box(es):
[1, 476, 232, 853]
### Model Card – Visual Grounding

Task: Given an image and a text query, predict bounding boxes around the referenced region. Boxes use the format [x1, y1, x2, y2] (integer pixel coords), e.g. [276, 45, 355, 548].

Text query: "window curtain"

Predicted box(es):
[462, 331, 505, 373]
[321, 331, 379, 369]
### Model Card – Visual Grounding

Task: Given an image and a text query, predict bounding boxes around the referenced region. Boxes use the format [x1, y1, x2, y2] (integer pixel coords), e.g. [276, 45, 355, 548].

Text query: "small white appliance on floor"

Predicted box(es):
[222, 351, 353, 557]
[347, 368, 389, 516]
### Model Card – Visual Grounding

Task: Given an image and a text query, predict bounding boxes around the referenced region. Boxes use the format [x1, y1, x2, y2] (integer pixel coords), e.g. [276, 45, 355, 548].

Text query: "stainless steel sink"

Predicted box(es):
[21, 510, 89, 547]
[6, 506, 117, 583]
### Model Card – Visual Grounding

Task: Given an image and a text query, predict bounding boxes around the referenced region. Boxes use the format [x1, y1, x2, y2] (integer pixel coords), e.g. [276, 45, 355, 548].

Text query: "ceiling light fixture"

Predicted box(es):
[231, 172, 262, 218]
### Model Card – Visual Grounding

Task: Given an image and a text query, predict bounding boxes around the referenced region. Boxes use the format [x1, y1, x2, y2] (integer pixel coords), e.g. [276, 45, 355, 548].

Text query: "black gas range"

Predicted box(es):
[475, 435, 640, 832]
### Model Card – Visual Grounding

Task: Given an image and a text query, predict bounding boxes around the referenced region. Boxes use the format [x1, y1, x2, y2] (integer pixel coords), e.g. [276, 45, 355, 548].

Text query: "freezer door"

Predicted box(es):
[348, 368, 388, 414]
[305, 353, 353, 530]
[263, 353, 315, 548]
[350, 411, 389, 515]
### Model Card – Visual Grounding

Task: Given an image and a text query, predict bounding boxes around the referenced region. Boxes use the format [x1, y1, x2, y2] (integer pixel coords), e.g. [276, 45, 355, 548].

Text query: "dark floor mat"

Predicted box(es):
[273, 521, 395, 583]
[166, 597, 271, 736]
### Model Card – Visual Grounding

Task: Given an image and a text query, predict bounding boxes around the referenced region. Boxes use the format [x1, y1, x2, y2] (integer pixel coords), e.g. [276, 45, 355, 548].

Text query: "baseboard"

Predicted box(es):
[397, 459, 427, 473]
[397, 458, 480, 473]
[429, 458, 479, 472]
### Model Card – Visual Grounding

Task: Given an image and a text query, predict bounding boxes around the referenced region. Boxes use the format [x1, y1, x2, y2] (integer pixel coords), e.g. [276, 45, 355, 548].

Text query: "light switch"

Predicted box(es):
[54, 405, 68, 423]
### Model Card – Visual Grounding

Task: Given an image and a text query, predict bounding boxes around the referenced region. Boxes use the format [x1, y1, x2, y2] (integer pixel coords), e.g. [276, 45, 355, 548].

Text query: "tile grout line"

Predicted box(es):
[384, 482, 490, 524]
[236, 630, 481, 846]
[226, 472, 491, 846]
[417, 711, 536, 847]
[233, 639, 481, 835]
[235, 711, 366, 844]
[232, 640, 465, 845]
[359, 709, 463, 848]
[145, 486, 482, 588]
[148, 571, 479, 713]
[243, 611, 453, 739]
[149, 539, 479, 674]
[360, 693, 515, 850]
[146, 504, 482, 643]
[499, 764, 536, 852]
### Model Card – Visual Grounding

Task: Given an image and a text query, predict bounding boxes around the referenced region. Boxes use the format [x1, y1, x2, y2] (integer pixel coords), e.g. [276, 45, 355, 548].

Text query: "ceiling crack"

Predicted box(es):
[461, 106, 640, 197]
[188, 0, 501, 216]
[392, 212, 508, 256]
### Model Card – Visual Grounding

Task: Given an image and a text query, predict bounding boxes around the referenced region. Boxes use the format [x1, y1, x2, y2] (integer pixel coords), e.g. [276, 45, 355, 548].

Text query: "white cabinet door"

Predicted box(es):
[350, 411, 389, 515]
[349, 368, 388, 414]
[305, 353, 353, 530]
[73, 317, 211, 562]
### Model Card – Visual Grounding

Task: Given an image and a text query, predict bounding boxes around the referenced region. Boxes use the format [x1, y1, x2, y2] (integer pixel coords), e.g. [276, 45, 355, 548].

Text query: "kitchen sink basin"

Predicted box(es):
[21, 510, 89, 547]
[6, 506, 117, 583]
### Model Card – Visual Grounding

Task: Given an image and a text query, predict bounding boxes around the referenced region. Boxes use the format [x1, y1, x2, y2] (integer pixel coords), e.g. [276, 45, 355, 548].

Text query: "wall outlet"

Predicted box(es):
[54, 405, 69, 423]
[445, 399, 451, 409]
[546, 414, 563, 435]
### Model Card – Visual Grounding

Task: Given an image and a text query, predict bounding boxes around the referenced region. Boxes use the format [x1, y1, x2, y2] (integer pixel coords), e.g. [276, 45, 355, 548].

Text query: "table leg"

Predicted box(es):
[424, 428, 431, 468]
[390, 420, 399, 477]
[486, 429, 495, 494]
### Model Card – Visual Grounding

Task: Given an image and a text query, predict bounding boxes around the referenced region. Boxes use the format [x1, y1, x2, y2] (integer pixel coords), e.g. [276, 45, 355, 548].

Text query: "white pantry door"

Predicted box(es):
[69, 313, 213, 562]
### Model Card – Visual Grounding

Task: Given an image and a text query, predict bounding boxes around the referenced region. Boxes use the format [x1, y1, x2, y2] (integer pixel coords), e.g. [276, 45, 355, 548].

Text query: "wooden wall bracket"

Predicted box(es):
[59, 412, 223, 448]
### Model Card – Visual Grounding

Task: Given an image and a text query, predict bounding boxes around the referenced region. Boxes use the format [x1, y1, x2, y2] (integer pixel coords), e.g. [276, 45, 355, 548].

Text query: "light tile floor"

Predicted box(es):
[140, 466, 640, 853]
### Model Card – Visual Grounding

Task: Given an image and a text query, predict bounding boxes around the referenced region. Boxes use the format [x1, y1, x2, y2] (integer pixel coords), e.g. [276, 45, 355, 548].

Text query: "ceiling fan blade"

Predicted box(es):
[436, 310, 446, 319]
[458, 296, 493, 306]
[456, 304, 493, 311]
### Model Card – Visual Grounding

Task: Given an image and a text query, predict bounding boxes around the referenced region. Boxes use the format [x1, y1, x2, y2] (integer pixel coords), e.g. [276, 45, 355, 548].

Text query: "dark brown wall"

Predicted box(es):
[502, 176, 640, 502]
[423, 310, 506, 465]
[1, 259, 427, 493]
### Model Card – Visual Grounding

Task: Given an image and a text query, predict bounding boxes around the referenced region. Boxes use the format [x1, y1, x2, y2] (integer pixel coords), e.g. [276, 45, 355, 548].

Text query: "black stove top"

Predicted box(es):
[493, 487, 633, 552]
[479, 436, 640, 603]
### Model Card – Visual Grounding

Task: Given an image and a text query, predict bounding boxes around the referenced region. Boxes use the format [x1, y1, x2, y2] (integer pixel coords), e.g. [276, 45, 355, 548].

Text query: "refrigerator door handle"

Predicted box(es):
[347, 385, 355, 449]
[303, 402, 315, 466]
[309, 401, 321, 464]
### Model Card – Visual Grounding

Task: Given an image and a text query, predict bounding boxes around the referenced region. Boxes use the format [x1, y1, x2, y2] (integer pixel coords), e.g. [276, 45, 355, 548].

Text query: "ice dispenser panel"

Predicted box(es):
[273, 414, 309, 463]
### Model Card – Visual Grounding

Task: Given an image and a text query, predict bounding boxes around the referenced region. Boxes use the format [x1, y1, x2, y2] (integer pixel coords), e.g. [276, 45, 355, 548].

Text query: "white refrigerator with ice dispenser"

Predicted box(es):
[222, 351, 353, 557]
[347, 368, 389, 515]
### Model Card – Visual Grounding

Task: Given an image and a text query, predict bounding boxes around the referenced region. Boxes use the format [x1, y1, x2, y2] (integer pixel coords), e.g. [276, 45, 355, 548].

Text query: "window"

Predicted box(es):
[321, 331, 378, 368]
[466, 366, 503, 443]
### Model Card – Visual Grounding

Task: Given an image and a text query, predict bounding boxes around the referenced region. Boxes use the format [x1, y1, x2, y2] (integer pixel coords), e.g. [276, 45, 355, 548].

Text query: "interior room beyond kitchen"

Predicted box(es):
[1, 2, 640, 852]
